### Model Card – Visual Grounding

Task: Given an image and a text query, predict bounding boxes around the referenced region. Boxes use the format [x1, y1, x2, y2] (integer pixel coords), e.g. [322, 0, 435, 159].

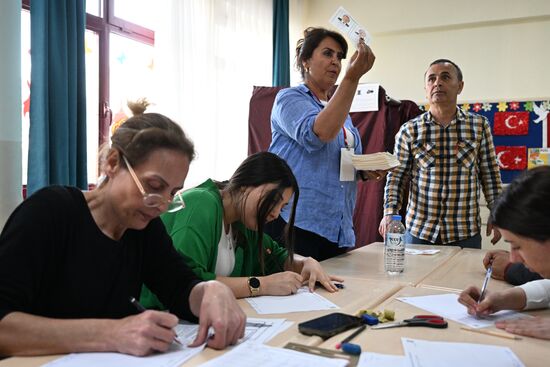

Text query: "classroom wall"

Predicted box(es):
[292, 0, 550, 103]
[0, 1, 23, 230]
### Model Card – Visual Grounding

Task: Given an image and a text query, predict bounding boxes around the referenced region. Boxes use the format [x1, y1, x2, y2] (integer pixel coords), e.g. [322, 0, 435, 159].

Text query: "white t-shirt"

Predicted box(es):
[214, 219, 236, 276]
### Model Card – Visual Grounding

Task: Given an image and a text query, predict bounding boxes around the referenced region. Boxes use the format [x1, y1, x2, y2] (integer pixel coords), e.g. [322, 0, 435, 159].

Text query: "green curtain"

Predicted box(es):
[28, 0, 87, 195]
[272, 0, 289, 87]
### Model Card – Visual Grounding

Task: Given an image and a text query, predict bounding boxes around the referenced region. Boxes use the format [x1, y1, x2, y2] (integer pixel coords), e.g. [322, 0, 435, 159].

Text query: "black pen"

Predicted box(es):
[129, 297, 183, 346]
[335, 324, 365, 355]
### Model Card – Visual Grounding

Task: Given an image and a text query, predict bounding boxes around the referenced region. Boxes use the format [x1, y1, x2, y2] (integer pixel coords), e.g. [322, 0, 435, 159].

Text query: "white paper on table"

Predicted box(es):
[329, 6, 372, 46]
[397, 293, 527, 328]
[358, 352, 407, 367]
[401, 338, 525, 367]
[199, 341, 349, 367]
[405, 248, 440, 255]
[43, 323, 206, 367]
[242, 317, 290, 344]
[246, 287, 339, 314]
[350, 83, 379, 112]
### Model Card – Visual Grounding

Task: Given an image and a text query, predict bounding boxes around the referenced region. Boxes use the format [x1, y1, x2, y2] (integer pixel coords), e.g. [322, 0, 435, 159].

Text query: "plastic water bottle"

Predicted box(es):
[385, 215, 405, 274]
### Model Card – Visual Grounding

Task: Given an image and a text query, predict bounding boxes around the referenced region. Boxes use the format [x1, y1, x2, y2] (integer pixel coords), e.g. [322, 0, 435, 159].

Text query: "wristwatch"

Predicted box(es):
[247, 276, 261, 297]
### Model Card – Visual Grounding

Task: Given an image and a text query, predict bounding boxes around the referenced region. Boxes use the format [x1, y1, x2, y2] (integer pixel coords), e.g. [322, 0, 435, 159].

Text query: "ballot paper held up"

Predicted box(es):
[329, 6, 372, 46]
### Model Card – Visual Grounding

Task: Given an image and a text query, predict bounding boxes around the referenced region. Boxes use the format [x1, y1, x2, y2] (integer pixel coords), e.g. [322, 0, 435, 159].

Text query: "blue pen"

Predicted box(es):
[478, 263, 493, 304]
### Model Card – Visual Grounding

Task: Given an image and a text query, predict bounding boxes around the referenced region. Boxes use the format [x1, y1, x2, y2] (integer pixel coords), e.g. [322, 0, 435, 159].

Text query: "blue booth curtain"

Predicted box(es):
[272, 0, 289, 87]
[28, 0, 87, 196]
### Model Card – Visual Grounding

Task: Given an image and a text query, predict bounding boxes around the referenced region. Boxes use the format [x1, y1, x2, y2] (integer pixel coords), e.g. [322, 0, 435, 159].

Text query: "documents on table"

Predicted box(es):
[397, 293, 526, 329]
[242, 317, 291, 344]
[405, 248, 440, 255]
[401, 338, 525, 367]
[199, 341, 349, 367]
[358, 352, 406, 367]
[42, 318, 292, 367]
[246, 287, 339, 314]
[42, 323, 206, 367]
[351, 152, 400, 171]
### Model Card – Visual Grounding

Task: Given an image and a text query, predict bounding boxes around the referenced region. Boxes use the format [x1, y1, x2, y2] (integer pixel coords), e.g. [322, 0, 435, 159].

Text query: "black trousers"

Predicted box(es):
[264, 216, 347, 262]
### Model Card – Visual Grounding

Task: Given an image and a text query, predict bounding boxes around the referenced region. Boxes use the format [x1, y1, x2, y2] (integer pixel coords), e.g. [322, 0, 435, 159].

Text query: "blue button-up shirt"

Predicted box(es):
[268, 84, 362, 248]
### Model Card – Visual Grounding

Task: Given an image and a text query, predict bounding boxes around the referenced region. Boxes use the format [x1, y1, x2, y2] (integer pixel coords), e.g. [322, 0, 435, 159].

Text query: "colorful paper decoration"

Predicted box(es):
[495, 146, 527, 170]
[528, 148, 550, 169]
[493, 111, 529, 136]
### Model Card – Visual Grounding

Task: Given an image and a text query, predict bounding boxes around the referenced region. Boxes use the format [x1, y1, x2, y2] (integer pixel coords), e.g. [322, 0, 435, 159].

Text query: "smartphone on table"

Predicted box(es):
[298, 312, 362, 339]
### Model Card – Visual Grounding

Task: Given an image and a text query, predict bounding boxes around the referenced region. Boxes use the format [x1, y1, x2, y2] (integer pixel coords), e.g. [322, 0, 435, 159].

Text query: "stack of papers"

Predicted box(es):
[351, 152, 400, 171]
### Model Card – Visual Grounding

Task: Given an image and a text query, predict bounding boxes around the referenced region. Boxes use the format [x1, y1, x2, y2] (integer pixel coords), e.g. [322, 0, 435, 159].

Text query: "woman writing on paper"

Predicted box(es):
[140, 152, 342, 306]
[266, 27, 382, 261]
[0, 105, 245, 356]
[458, 166, 550, 340]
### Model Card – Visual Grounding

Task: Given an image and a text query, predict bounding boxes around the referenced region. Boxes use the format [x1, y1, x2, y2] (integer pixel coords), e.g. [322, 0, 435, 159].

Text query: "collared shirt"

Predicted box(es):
[269, 84, 362, 247]
[383, 108, 502, 244]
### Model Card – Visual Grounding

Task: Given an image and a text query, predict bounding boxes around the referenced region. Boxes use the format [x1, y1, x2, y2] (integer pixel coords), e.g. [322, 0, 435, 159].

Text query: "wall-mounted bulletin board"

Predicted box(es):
[419, 100, 550, 184]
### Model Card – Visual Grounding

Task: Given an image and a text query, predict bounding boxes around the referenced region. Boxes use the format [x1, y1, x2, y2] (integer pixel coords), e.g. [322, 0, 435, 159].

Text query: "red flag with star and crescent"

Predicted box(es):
[495, 146, 527, 170]
[493, 111, 529, 135]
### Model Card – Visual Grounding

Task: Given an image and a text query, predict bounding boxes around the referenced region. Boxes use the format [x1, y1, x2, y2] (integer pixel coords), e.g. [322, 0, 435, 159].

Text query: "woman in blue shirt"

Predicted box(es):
[266, 27, 377, 260]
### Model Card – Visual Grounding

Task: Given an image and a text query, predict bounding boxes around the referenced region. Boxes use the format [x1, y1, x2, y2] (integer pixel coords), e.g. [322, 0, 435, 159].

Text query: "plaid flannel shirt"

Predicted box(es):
[383, 108, 502, 244]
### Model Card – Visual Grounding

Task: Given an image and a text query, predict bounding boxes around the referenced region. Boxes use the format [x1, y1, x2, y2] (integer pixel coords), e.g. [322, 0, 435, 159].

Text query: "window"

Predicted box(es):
[21, 0, 155, 185]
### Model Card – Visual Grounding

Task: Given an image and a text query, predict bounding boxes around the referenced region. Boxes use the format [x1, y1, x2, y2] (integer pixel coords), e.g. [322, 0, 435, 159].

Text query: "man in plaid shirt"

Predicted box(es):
[379, 59, 502, 249]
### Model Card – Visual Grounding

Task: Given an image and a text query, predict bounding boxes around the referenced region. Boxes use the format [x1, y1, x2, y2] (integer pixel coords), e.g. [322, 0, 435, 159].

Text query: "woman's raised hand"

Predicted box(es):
[345, 41, 375, 81]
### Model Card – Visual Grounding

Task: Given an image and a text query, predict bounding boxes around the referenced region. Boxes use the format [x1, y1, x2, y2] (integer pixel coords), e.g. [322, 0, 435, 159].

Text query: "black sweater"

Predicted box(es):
[0, 186, 200, 321]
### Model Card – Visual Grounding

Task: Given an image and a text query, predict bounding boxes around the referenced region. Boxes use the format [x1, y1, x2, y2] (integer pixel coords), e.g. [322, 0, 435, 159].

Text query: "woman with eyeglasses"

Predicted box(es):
[141, 152, 342, 307]
[0, 103, 245, 357]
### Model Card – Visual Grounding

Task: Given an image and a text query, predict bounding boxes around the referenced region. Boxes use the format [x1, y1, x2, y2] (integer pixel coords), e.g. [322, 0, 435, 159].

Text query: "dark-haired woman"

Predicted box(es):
[458, 166, 550, 340]
[0, 105, 245, 357]
[141, 152, 342, 306]
[266, 27, 379, 261]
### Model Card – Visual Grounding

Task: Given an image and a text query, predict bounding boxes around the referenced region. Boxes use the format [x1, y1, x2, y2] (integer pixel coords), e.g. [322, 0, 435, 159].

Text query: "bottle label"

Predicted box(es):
[387, 233, 404, 247]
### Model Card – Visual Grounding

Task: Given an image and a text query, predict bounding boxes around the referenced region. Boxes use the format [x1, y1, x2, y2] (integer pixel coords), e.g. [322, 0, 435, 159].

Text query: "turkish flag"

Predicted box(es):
[493, 111, 529, 135]
[495, 146, 527, 170]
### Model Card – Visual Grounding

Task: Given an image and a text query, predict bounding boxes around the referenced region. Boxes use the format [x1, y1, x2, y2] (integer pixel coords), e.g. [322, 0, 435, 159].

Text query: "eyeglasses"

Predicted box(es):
[122, 155, 185, 213]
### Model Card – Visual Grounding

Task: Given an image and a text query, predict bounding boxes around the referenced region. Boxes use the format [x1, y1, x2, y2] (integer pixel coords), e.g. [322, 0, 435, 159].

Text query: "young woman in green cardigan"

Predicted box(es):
[141, 152, 343, 306]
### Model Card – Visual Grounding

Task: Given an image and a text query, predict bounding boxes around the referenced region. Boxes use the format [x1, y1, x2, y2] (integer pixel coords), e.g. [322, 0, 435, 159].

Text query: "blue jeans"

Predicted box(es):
[405, 230, 482, 249]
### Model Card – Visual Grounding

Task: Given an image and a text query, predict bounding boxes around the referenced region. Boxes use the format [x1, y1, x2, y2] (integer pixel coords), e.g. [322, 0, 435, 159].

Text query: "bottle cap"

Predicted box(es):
[391, 215, 401, 221]
[341, 343, 362, 355]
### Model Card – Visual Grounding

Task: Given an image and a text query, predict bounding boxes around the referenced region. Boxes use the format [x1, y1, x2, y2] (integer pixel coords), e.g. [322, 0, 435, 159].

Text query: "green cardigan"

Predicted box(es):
[141, 179, 288, 309]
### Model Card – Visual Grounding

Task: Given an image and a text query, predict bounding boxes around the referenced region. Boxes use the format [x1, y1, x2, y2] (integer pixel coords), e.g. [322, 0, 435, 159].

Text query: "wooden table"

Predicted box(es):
[0, 277, 402, 367]
[320, 243, 461, 286]
[183, 277, 403, 366]
[2, 245, 546, 367]
[317, 286, 550, 366]
[418, 248, 513, 293]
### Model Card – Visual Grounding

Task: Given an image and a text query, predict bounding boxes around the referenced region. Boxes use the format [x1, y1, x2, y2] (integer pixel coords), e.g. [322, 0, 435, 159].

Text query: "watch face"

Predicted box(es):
[249, 277, 260, 288]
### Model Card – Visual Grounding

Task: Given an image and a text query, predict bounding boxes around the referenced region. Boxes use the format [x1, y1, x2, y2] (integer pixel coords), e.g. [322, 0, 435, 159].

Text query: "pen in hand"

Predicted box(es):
[477, 261, 493, 306]
[129, 297, 183, 346]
